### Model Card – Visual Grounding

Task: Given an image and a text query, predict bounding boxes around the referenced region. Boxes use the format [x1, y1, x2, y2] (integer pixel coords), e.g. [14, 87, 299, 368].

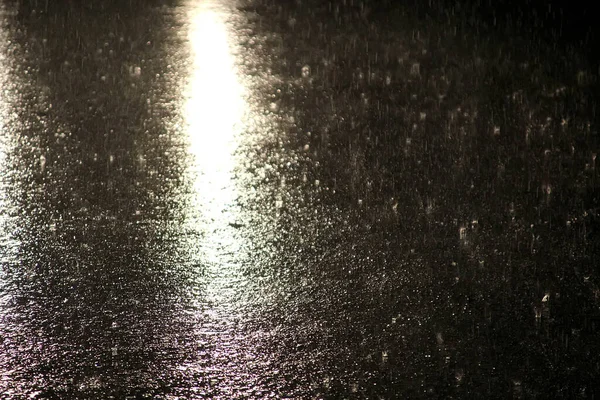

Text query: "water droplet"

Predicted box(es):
[542, 293, 550, 302]
[436, 332, 444, 345]
[455, 369, 464, 380]
[410, 63, 420, 76]
[301, 65, 310, 78]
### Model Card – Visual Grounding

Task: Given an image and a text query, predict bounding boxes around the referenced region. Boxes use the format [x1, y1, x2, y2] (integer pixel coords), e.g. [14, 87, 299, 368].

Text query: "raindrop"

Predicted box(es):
[455, 369, 464, 384]
[542, 293, 550, 302]
[436, 332, 444, 345]
[382, 350, 389, 363]
[513, 380, 523, 394]
[410, 63, 420, 76]
[301, 65, 310, 78]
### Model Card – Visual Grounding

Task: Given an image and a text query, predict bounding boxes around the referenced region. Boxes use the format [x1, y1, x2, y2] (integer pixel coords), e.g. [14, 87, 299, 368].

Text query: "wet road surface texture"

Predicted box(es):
[0, 0, 599, 398]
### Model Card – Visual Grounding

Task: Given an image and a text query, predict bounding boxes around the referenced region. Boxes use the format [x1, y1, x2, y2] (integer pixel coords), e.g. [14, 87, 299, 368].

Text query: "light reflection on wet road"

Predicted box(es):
[183, 1, 248, 313]
[1, 0, 599, 398]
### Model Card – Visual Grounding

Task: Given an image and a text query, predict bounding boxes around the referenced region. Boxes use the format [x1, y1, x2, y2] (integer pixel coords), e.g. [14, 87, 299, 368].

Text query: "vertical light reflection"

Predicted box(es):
[0, 10, 14, 389]
[0, 13, 7, 216]
[0, 10, 10, 276]
[184, 2, 248, 308]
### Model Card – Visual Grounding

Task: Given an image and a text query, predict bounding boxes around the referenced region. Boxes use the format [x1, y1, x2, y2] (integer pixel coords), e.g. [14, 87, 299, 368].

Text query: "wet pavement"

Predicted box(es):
[0, 0, 599, 398]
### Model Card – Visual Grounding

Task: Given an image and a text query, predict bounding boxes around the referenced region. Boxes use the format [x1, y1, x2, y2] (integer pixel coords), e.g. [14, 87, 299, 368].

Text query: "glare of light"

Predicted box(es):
[0, 9, 12, 382]
[183, 1, 249, 306]
[0, 15, 8, 239]
[185, 3, 246, 222]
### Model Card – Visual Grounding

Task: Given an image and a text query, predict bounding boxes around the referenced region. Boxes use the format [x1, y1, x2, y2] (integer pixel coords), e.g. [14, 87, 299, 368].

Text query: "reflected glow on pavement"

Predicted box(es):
[183, 2, 249, 312]
[0, 13, 10, 275]
[0, 14, 13, 390]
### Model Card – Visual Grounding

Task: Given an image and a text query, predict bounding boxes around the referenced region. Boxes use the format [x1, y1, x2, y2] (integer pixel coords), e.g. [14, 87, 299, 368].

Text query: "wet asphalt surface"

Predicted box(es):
[0, 0, 599, 398]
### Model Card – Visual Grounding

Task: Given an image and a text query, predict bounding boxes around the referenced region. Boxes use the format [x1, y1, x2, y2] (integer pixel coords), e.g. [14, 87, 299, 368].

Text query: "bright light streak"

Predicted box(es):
[0, 14, 9, 248]
[185, 3, 246, 221]
[0, 9, 13, 388]
[183, 1, 249, 307]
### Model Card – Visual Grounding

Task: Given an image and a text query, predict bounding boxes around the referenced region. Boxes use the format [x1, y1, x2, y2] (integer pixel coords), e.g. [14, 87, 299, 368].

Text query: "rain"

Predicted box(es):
[0, 0, 598, 398]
